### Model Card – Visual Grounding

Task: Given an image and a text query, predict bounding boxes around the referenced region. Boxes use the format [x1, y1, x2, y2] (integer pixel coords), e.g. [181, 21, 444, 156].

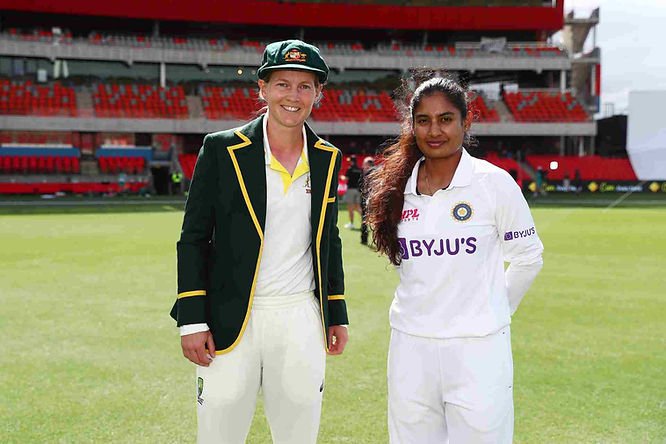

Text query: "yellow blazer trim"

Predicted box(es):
[314, 139, 338, 352]
[221, 130, 265, 355]
[328, 294, 345, 301]
[178, 290, 206, 299]
[327, 196, 336, 203]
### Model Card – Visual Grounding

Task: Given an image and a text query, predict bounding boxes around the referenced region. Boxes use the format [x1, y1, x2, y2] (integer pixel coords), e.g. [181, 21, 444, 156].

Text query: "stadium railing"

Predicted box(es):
[1, 27, 566, 61]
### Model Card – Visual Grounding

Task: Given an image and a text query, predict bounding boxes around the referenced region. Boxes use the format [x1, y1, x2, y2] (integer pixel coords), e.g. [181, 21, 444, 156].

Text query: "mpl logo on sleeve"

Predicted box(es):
[401, 208, 420, 222]
[504, 227, 536, 241]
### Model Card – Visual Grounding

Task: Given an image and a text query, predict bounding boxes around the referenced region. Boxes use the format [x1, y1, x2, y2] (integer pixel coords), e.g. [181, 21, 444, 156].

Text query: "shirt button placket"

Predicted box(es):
[422, 195, 437, 235]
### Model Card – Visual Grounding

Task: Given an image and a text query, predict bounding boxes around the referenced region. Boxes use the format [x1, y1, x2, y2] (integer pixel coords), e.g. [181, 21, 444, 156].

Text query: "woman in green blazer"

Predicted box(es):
[171, 40, 349, 444]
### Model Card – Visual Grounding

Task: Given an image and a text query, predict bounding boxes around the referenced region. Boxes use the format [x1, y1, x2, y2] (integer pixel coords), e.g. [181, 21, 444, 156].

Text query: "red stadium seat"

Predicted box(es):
[200, 85, 258, 120]
[0, 79, 77, 117]
[178, 154, 198, 179]
[97, 156, 145, 174]
[503, 91, 590, 122]
[469, 94, 500, 123]
[92, 83, 189, 119]
[311, 88, 397, 122]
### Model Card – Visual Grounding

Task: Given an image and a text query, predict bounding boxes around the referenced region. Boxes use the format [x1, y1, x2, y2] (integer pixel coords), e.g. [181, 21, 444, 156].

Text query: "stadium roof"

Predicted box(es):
[0, 0, 564, 32]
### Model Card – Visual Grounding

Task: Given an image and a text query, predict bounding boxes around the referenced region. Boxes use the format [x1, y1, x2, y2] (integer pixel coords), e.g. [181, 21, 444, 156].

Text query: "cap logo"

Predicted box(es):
[285, 48, 308, 63]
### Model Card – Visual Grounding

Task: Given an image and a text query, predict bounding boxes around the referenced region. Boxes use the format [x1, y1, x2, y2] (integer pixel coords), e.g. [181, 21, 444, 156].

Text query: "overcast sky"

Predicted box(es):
[562, 0, 666, 115]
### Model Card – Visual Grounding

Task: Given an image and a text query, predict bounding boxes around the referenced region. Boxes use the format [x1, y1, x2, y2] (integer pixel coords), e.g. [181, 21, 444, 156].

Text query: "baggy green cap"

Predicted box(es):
[257, 40, 329, 83]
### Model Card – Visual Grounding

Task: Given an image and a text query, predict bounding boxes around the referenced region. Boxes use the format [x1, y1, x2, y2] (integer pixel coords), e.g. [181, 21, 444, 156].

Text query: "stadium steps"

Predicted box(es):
[75, 89, 94, 117]
[80, 159, 99, 175]
[518, 160, 537, 179]
[186, 96, 203, 118]
[494, 100, 514, 122]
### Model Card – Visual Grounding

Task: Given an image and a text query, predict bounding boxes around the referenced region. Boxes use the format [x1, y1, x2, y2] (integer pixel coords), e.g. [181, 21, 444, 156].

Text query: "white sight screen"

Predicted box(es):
[627, 91, 666, 180]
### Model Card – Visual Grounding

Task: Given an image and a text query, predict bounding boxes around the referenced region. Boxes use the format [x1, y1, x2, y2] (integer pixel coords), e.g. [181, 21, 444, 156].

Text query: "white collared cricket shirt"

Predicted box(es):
[391, 149, 544, 339]
[254, 113, 315, 298]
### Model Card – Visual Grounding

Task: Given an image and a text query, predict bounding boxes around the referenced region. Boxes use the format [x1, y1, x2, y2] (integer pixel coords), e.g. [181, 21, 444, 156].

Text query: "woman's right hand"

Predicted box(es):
[181, 331, 216, 366]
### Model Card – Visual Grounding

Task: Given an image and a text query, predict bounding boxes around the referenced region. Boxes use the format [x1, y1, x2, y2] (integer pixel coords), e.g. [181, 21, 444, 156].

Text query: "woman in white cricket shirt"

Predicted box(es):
[367, 75, 544, 443]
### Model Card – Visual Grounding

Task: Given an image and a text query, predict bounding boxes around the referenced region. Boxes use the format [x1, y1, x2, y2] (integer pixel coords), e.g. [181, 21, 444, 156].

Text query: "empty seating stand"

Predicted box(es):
[1, 131, 74, 146]
[0, 79, 77, 117]
[178, 154, 198, 179]
[98, 156, 145, 174]
[0, 181, 148, 195]
[318, 41, 364, 55]
[0, 146, 81, 174]
[93, 83, 188, 118]
[504, 91, 589, 122]
[96, 146, 151, 175]
[509, 46, 564, 58]
[201, 85, 258, 120]
[470, 94, 500, 123]
[5, 27, 73, 44]
[5, 27, 565, 61]
[312, 88, 396, 122]
[0, 155, 80, 174]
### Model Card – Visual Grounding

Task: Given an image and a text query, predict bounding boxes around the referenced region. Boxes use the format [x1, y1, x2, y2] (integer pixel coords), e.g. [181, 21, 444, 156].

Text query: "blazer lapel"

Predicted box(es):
[306, 122, 338, 251]
[227, 116, 267, 236]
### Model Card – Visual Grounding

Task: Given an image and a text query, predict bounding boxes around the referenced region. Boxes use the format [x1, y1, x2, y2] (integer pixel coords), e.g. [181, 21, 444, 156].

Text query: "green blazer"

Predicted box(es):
[170, 115, 348, 354]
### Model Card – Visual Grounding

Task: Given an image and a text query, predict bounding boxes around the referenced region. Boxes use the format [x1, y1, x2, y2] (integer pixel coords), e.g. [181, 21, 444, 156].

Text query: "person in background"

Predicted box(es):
[359, 156, 375, 245]
[573, 168, 582, 195]
[171, 39, 349, 444]
[170, 170, 183, 195]
[534, 166, 544, 197]
[343, 154, 363, 228]
[367, 74, 543, 444]
[563, 172, 571, 192]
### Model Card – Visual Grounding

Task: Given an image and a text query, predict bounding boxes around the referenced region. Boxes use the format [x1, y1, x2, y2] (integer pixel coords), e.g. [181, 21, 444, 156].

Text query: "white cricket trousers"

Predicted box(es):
[196, 291, 326, 444]
[388, 326, 514, 444]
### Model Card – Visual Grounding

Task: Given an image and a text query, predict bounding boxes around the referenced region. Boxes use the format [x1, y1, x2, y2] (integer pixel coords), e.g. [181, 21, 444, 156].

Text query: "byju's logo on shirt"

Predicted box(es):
[401, 208, 420, 222]
[503, 227, 536, 241]
[398, 236, 477, 260]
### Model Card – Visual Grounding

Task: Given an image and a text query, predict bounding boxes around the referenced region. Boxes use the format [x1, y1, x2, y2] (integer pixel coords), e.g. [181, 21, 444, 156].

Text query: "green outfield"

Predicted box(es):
[1, 204, 665, 443]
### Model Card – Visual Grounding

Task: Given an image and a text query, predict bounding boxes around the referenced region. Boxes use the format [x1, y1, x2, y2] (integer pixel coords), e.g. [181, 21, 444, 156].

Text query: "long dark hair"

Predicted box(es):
[367, 73, 472, 265]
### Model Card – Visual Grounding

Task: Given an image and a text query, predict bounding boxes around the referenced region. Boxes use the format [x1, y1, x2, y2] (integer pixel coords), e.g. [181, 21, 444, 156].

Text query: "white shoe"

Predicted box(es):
[344, 223, 354, 229]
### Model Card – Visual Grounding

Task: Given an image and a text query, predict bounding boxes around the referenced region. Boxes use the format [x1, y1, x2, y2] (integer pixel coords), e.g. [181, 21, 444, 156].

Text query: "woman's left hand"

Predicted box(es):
[327, 325, 349, 355]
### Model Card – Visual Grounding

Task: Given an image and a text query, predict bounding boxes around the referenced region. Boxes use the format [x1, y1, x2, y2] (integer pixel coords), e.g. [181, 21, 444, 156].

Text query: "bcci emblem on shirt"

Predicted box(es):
[452, 202, 473, 222]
